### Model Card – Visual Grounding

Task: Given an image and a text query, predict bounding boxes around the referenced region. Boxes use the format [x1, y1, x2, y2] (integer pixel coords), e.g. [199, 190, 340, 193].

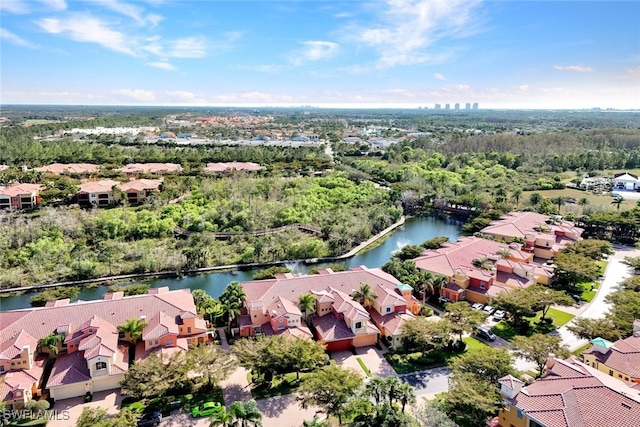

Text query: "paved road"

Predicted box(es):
[399, 367, 451, 398]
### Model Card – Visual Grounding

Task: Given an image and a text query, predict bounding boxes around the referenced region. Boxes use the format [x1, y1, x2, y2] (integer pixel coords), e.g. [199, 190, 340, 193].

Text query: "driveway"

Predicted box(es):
[332, 345, 397, 378]
[48, 390, 122, 427]
[399, 367, 451, 399]
[257, 394, 321, 427]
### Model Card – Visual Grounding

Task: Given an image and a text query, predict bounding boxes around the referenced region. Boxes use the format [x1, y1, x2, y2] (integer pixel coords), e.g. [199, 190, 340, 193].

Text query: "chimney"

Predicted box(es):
[545, 354, 556, 373]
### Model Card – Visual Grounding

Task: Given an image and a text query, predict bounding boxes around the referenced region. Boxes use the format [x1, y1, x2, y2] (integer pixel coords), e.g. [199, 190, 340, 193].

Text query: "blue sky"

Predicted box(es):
[1, 0, 639, 109]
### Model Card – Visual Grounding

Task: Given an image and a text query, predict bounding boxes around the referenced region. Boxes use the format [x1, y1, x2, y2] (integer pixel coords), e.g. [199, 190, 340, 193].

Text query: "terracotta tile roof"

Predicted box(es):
[116, 163, 182, 174]
[204, 162, 263, 173]
[372, 284, 407, 308]
[77, 180, 119, 193]
[266, 297, 302, 319]
[118, 178, 163, 192]
[495, 271, 534, 289]
[134, 338, 188, 362]
[0, 183, 43, 197]
[482, 211, 583, 241]
[311, 313, 355, 342]
[369, 310, 414, 335]
[585, 334, 640, 379]
[0, 330, 38, 361]
[241, 267, 401, 310]
[506, 357, 640, 427]
[1, 289, 198, 348]
[47, 351, 91, 387]
[76, 316, 119, 360]
[34, 163, 98, 174]
[499, 374, 525, 389]
[1, 369, 39, 401]
[330, 287, 369, 322]
[262, 323, 313, 340]
[143, 311, 180, 341]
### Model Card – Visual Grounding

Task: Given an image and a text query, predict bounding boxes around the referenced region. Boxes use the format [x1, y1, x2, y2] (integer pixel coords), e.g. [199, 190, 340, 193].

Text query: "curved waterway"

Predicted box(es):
[0, 216, 462, 311]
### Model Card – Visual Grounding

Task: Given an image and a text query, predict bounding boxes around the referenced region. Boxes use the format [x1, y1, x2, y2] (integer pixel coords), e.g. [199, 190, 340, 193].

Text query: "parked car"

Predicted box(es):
[493, 310, 506, 321]
[483, 305, 494, 314]
[192, 402, 222, 418]
[471, 302, 484, 310]
[137, 412, 162, 427]
[570, 294, 582, 303]
[475, 326, 496, 341]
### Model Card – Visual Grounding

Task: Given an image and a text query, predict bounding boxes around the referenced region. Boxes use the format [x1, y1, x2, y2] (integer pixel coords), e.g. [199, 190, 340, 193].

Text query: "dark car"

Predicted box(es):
[137, 412, 162, 427]
[475, 326, 496, 341]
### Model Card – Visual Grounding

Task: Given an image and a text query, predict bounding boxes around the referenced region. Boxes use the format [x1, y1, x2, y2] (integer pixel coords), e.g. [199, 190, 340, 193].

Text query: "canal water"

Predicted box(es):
[0, 216, 462, 311]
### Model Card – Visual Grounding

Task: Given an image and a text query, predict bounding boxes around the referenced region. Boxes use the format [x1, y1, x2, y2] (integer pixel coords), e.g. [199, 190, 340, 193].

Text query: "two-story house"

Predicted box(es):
[118, 179, 163, 204]
[0, 183, 43, 210]
[481, 211, 583, 260]
[495, 356, 640, 427]
[115, 163, 182, 177]
[0, 288, 209, 405]
[582, 319, 640, 385]
[76, 180, 119, 207]
[238, 267, 414, 352]
[34, 163, 99, 176]
[413, 237, 553, 304]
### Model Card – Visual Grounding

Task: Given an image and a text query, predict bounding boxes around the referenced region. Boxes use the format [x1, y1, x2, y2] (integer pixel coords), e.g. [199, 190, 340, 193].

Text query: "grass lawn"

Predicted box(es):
[492, 308, 575, 341]
[356, 357, 372, 377]
[251, 372, 310, 399]
[522, 188, 636, 212]
[526, 308, 575, 328]
[572, 342, 592, 357]
[182, 388, 224, 412]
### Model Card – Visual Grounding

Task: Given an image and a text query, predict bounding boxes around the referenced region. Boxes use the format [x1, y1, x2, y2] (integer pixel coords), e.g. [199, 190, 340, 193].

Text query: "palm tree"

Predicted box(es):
[209, 406, 234, 427]
[220, 282, 246, 334]
[298, 293, 316, 322]
[366, 377, 388, 413]
[393, 382, 416, 413]
[229, 400, 263, 427]
[303, 415, 328, 427]
[351, 283, 377, 308]
[118, 317, 147, 345]
[37, 333, 63, 358]
[511, 188, 523, 208]
[472, 257, 494, 271]
[551, 196, 566, 213]
[612, 195, 625, 210]
[418, 272, 436, 304]
[496, 248, 513, 259]
[529, 192, 543, 207]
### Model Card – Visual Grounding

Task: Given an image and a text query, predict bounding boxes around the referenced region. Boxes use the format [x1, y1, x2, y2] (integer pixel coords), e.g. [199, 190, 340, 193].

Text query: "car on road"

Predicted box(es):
[471, 302, 484, 310]
[483, 305, 494, 314]
[137, 412, 162, 427]
[493, 310, 506, 321]
[475, 326, 496, 341]
[191, 402, 222, 418]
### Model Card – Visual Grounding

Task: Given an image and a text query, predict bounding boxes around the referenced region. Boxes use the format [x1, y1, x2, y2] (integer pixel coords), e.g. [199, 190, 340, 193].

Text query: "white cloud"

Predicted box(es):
[518, 85, 530, 91]
[111, 89, 155, 101]
[39, 0, 66, 11]
[37, 14, 136, 56]
[434, 72, 446, 80]
[146, 61, 176, 71]
[166, 36, 207, 58]
[91, 0, 164, 27]
[0, 28, 36, 48]
[351, 0, 483, 68]
[0, 0, 29, 14]
[292, 41, 340, 65]
[553, 65, 593, 72]
[623, 66, 640, 81]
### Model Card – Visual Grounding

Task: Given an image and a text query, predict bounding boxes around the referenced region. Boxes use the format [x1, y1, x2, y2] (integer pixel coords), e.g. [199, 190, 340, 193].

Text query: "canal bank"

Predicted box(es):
[0, 216, 462, 311]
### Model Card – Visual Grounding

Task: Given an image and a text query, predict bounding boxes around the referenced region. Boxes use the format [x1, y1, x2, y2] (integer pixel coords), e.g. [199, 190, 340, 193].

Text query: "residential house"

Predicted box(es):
[612, 172, 640, 191]
[582, 319, 640, 385]
[0, 288, 208, 405]
[481, 211, 583, 260]
[76, 180, 119, 207]
[413, 236, 554, 304]
[494, 356, 640, 427]
[203, 162, 263, 174]
[34, 163, 98, 175]
[239, 267, 420, 352]
[118, 179, 163, 204]
[115, 163, 182, 176]
[0, 183, 43, 210]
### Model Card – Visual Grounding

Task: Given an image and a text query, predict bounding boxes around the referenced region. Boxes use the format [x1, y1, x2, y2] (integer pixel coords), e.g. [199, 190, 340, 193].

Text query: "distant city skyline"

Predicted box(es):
[1, 1, 639, 110]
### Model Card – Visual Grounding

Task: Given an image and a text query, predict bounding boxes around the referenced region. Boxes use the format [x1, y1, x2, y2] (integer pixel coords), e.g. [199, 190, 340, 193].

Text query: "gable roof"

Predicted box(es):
[204, 162, 263, 173]
[143, 311, 180, 341]
[77, 180, 119, 194]
[118, 178, 163, 192]
[34, 163, 98, 174]
[481, 211, 583, 240]
[0, 330, 38, 361]
[0, 183, 43, 197]
[584, 334, 640, 379]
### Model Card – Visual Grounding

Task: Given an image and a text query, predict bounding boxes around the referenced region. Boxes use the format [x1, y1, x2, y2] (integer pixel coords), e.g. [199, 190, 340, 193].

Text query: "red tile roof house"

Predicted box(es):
[239, 267, 421, 352]
[115, 163, 182, 177]
[203, 162, 264, 174]
[34, 163, 99, 175]
[494, 356, 640, 427]
[0, 183, 43, 210]
[582, 320, 640, 386]
[0, 288, 209, 405]
[76, 180, 119, 207]
[118, 178, 163, 204]
[481, 211, 583, 260]
[413, 236, 554, 305]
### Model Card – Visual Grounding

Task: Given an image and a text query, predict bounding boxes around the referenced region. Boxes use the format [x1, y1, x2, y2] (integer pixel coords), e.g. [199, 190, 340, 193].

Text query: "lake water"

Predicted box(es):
[0, 216, 462, 311]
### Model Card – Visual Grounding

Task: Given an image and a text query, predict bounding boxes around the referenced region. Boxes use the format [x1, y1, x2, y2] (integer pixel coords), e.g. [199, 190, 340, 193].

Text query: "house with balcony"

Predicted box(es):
[493, 356, 640, 427]
[118, 178, 163, 204]
[239, 267, 419, 352]
[0, 183, 43, 210]
[76, 180, 119, 207]
[0, 288, 209, 405]
[413, 236, 554, 304]
[582, 320, 640, 386]
[481, 211, 583, 260]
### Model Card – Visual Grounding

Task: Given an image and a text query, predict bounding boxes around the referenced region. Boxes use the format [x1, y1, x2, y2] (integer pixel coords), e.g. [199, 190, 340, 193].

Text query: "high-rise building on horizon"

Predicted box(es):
[435, 104, 441, 110]
[445, 104, 450, 110]
[454, 103, 460, 110]
[472, 102, 478, 110]
[465, 103, 471, 110]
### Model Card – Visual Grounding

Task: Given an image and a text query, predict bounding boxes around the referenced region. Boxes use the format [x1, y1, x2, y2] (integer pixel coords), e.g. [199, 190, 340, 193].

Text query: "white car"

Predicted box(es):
[483, 305, 494, 314]
[493, 310, 506, 321]
[471, 302, 484, 310]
